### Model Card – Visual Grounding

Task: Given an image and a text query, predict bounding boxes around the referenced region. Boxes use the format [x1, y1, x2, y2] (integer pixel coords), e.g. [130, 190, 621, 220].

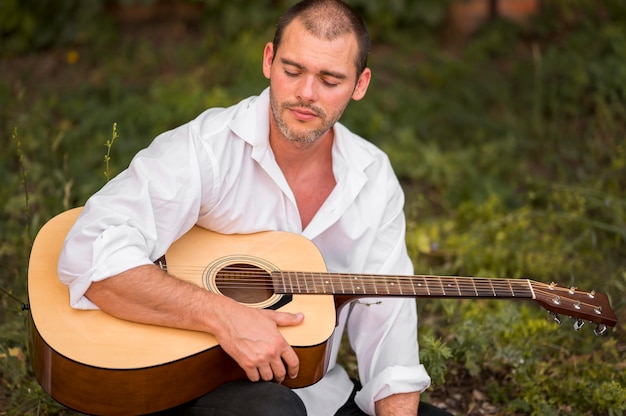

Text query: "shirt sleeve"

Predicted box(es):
[349, 170, 432, 415]
[57, 123, 209, 309]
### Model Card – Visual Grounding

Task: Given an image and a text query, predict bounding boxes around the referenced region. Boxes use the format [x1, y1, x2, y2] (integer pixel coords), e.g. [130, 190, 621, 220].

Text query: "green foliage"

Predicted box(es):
[104, 123, 119, 182]
[417, 334, 452, 386]
[0, 0, 107, 57]
[422, 300, 626, 415]
[1, 1, 625, 414]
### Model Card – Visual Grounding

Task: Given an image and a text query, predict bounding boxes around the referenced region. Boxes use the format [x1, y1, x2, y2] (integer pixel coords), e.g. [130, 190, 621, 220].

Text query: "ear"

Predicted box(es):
[262, 42, 274, 80]
[351, 67, 371, 101]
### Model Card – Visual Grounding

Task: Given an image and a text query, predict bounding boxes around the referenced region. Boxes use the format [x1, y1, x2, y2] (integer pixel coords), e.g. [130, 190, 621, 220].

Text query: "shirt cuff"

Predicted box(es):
[65, 225, 155, 309]
[354, 364, 432, 415]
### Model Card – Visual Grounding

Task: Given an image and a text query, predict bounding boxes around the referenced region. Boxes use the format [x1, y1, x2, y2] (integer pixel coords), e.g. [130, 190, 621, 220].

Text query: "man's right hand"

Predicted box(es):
[85, 264, 304, 384]
[213, 302, 304, 384]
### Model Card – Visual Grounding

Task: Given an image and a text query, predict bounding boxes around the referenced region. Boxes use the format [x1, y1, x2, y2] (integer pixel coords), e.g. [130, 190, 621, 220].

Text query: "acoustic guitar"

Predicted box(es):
[28, 208, 617, 415]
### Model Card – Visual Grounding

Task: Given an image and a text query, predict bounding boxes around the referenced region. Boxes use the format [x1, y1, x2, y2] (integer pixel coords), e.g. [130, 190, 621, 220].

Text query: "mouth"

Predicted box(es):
[288, 107, 318, 122]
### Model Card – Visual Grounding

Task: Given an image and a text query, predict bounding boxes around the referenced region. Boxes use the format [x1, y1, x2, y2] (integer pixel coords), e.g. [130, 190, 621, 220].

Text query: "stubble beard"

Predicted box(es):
[269, 89, 348, 146]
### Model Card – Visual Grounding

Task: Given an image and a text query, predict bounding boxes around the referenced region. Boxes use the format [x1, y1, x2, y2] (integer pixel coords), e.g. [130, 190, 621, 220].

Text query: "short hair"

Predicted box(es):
[272, 0, 371, 76]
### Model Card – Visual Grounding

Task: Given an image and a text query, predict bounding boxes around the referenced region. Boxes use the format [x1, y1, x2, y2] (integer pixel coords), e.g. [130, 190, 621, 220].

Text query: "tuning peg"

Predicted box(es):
[594, 324, 608, 336]
[573, 319, 585, 331]
[549, 312, 562, 326]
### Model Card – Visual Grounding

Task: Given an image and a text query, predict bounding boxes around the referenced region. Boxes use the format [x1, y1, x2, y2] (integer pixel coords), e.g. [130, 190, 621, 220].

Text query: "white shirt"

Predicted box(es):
[58, 87, 431, 415]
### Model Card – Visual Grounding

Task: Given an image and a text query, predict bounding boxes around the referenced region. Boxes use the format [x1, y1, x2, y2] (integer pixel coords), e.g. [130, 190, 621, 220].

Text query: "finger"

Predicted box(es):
[270, 361, 287, 384]
[281, 346, 300, 379]
[244, 365, 261, 382]
[258, 364, 274, 382]
[272, 311, 304, 327]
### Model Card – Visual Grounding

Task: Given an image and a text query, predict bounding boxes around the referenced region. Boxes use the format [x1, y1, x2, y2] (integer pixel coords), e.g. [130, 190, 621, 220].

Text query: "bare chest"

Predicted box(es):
[288, 172, 336, 229]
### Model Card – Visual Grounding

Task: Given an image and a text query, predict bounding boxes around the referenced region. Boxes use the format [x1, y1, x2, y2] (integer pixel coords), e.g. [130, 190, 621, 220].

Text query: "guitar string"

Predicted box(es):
[161, 267, 607, 316]
[162, 265, 594, 297]
[163, 265, 535, 289]
[162, 265, 558, 290]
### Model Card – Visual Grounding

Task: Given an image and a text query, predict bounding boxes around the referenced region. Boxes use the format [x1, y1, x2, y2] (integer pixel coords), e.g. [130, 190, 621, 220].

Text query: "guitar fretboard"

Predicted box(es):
[272, 272, 536, 299]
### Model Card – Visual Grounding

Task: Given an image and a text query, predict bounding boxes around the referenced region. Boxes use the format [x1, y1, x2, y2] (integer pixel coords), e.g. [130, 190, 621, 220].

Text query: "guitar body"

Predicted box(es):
[28, 208, 336, 415]
[28, 209, 618, 415]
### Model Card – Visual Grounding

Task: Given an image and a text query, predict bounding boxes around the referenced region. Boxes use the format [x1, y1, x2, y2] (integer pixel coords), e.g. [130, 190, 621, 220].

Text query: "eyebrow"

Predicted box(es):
[280, 58, 348, 80]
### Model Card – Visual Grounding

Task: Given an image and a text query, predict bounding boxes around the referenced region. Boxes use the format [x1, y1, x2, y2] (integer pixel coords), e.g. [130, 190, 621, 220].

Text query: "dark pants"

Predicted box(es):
[158, 380, 452, 416]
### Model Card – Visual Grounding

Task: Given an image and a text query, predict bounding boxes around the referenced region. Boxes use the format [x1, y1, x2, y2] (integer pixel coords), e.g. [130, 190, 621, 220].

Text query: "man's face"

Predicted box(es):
[263, 19, 371, 145]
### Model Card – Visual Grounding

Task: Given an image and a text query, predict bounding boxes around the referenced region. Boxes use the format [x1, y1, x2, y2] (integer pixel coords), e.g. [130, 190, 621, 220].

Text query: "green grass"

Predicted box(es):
[1, 1, 625, 414]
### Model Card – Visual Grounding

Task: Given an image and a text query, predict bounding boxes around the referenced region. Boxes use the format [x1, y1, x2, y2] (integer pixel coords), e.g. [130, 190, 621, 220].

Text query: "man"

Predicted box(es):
[58, 1, 451, 415]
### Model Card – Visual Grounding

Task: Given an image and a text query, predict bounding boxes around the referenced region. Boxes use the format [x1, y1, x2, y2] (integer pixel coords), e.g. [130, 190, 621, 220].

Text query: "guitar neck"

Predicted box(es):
[272, 272, 535, 299]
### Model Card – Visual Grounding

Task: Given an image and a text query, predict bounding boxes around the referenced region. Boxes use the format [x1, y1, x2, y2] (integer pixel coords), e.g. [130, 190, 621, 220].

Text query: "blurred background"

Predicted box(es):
[1, 0, 625, 414]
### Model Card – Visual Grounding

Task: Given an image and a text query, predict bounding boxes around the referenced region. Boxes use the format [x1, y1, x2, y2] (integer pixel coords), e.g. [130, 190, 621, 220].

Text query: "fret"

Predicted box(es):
[526, 279, 537, 299]
[422, 276, 431, 296]
[294, 271, 302, 294]
[411, 276, 428, 296]
[365, 275, 379, 295]
[327, 274, 335, 294]
[433, 277, 461, 297]
[491, 278, 511, 297]
[349, 275, 361, 295]
[283, 271, 291, 293]
[422, 276, 445, 296]
[396, 276, 416, 295]
[382, 277, 391, 295]
[413, 276, 429, 296]
[511, 279, 534, 298]
[408, 279, 419, 296]
[298, 273, 308, 294]
[352, 275, 367, 294]
[274, 271, 288, 294]
[312, 273, 321, 293]
[473, 278, 497, 297]
[338, 273, 347, 295]
[346, 276, 356, 294]
[440, 277, 459, 297]
[275, 271, 535, 299]
[317, 272, 327, 294]
[315, 272, 325, 294]
[384, 276, 402, 295]
[304, 273, 320, 294]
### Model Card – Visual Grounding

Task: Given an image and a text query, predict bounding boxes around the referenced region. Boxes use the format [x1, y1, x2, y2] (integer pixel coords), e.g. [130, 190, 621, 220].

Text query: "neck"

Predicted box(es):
[269, 120, 334, 176]
[268, 115, 336, 229]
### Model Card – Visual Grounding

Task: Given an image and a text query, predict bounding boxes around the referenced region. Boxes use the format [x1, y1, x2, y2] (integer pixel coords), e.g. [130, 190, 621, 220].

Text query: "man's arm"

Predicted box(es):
[85, 264, 304, 383]
[375, 391, 420, 416]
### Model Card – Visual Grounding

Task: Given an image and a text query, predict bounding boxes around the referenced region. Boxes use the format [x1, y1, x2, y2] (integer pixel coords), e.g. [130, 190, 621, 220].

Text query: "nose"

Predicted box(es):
[296, 75, 318, 103]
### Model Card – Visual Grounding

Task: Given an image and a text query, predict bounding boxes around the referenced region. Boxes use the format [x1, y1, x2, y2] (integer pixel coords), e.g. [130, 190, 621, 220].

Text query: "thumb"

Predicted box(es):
[272, 311, 305, 327]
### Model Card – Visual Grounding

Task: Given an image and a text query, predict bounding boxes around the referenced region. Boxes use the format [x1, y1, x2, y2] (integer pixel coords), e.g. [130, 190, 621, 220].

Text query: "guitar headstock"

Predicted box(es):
[531, 281, 618, 335]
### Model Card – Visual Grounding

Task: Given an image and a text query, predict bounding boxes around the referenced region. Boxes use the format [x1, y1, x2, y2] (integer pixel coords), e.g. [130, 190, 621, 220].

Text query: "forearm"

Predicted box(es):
[374, 392, 420, 416]
[84, 264, 232, 335]
[84, 264, 304, 383]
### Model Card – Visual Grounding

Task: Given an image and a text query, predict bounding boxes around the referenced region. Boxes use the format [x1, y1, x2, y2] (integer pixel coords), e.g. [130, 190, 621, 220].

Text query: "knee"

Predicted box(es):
[188, 381, 307, 416]
[247, 382, 307, 416]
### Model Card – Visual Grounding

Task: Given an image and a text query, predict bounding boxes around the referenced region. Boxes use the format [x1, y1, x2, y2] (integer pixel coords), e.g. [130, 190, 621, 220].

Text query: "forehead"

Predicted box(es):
[276, 19, 359, 77]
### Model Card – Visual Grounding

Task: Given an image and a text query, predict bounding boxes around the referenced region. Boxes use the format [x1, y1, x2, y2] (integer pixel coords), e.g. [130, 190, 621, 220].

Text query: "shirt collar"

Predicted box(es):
[229, 87, 377, 236]
[230, 87, 375, 174]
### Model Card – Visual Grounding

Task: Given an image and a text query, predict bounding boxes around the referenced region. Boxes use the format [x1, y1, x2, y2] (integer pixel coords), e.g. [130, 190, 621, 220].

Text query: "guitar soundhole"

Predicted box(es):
[215, 263, 273, 305]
